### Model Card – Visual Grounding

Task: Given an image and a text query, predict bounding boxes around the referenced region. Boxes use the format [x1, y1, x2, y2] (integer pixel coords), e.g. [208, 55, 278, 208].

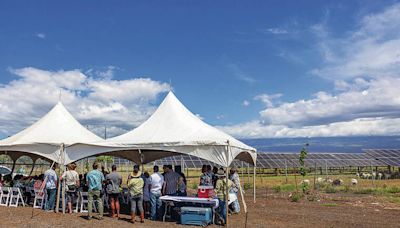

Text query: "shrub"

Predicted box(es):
[244, 183, 252, 191]
[290, 192, 303, 202]
[307, 193, 319, 202]
[301, 183, 310, 194]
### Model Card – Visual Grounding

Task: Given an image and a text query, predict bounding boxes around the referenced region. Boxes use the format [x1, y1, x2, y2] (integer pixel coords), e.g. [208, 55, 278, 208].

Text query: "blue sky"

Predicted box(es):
[1, 0, 400, 139]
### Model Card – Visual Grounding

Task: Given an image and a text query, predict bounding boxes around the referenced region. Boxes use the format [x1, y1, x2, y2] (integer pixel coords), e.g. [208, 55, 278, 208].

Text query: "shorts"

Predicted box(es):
[66, 191, 77, 204]
[108, 193, 120, 199]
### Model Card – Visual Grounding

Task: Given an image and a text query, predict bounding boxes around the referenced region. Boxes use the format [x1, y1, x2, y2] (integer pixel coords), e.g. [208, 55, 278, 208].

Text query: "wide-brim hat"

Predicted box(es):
[132, 170, 142, 178]
[216, 169, 226, 177]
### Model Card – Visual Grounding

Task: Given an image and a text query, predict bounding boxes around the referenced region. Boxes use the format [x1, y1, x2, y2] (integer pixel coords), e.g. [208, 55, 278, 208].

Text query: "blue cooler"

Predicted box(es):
[180, 206, 212, 227]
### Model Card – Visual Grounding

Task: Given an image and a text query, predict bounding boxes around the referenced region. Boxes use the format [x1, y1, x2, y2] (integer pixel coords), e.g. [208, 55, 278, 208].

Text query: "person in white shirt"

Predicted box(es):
[44, 164, 58, 212]
[61, 163, 80, 213]
[149, 165, 164, 220]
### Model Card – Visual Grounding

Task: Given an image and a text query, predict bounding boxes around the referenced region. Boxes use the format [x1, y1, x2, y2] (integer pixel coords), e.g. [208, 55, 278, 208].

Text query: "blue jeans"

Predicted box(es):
[150, 192, 162, 220]
[45, 188, 57, 211]
[218, 199, 227, 223]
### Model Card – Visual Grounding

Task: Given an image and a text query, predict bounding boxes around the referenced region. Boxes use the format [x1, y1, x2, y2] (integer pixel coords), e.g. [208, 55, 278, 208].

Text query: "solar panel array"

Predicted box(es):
[364, 149, 400, 167]
[150, 152, 388, 169]
[255, 153, 387, 169]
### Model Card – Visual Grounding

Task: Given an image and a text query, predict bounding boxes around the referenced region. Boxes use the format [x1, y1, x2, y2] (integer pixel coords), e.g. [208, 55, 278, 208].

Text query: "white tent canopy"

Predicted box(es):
[0, 102, 104, 163]
[65, 92, 256, 167]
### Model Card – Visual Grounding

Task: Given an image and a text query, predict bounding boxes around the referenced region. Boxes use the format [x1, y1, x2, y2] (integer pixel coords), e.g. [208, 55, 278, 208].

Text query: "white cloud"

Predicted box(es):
[311, 3, 400, 79]
[0, 67, 169, 138]
[266, 28, 288, 35]
[242, 100, 250, 107]
[36, 33, 46, 39]
[254, 93, 282, 108]
[220, 4, 400, 138]
[218, 117, 400, 139]
[258, 77, 400, 126]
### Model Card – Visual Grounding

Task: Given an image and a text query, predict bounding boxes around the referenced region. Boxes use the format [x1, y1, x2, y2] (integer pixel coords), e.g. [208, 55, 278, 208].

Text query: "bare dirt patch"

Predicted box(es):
[0, 189, 399, 228]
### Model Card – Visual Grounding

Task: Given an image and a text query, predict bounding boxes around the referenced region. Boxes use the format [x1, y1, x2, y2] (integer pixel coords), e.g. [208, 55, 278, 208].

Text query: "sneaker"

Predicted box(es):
[97, 216, 104, 220]
[45, 210, 53, 213]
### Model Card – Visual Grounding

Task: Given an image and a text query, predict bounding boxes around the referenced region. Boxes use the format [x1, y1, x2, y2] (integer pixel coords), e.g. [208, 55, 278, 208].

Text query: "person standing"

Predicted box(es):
[212, 166, 219, 188]
[176, 176, 187, 196]
[214, 169, 235, 226]
[44, 164, 58, 212]
[163, 165, 180, 196]
[229, 167, 241, 214]
[149, 165, 164, 221]
[127, 165, 145, 223]
[106, 165, 122, 219]
[199, 165, 212, 186]
[61, 163, 80, 213]
[86, 162, 105, 220]
[143, 171, 151, 218]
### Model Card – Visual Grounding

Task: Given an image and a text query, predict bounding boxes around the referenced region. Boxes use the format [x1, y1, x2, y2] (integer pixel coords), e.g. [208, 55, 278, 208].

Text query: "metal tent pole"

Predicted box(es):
[29, 159, 36, 176]
[253, 165, 256, 203]
[225, 141, 230, 227]
[55, 144, 65, 214]
[62, 146, 66, 214]
[10, 159, 16, 175]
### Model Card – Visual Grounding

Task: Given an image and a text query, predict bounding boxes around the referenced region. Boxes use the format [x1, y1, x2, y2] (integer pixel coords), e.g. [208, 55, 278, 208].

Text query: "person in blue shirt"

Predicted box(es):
[86, 162, 105, 220]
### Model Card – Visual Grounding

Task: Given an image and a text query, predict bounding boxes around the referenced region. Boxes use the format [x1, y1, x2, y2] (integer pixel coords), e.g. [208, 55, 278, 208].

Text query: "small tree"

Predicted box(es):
[299, 144, 309, 193]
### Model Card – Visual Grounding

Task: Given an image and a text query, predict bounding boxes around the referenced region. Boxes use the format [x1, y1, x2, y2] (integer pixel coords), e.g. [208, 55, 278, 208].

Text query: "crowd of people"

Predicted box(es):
[0, 162, 242, 226]
[199, 165, 241, 225]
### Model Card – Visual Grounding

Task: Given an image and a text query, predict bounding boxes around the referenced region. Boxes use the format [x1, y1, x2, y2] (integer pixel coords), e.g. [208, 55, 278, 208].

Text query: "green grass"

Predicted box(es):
[386, 196, 400, 205]
[273, 184, 296, 193]
[324, 185, 337, 194]
[322, 203, 338, 207]
[353, 186, 400, 195]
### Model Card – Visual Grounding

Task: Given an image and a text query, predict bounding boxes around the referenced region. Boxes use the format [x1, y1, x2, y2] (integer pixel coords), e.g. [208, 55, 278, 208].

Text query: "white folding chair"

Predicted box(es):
[24, 187, 35, 205]
[33, 189, 46, 209]
[74, 193, 80, 213]
[121, 188, 129, 204]
[9, 187, 25, 207]
[0, 187, 11, 206]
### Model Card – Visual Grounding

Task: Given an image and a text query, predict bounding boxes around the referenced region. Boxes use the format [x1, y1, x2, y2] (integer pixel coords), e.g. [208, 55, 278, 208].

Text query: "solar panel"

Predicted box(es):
[146, 150, 396, 169]
[364, 149, 400, 166]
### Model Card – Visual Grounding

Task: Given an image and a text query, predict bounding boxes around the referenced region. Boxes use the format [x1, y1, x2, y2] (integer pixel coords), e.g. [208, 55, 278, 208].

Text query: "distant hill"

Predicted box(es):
[241, 136, 400, 153]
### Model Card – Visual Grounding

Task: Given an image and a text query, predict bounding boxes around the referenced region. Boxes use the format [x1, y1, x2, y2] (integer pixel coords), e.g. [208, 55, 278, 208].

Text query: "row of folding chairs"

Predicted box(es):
[0, 187, 26, 207]
[1, 187, 106, 213]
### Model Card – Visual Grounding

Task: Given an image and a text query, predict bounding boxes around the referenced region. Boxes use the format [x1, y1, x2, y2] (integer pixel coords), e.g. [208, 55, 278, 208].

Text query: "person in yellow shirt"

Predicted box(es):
[127, 165, 144, 223]
[214, 169, 235, 226]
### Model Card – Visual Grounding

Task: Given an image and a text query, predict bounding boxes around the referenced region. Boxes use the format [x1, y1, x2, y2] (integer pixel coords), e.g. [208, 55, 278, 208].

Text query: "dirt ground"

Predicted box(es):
[0, 189, 399, 228]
